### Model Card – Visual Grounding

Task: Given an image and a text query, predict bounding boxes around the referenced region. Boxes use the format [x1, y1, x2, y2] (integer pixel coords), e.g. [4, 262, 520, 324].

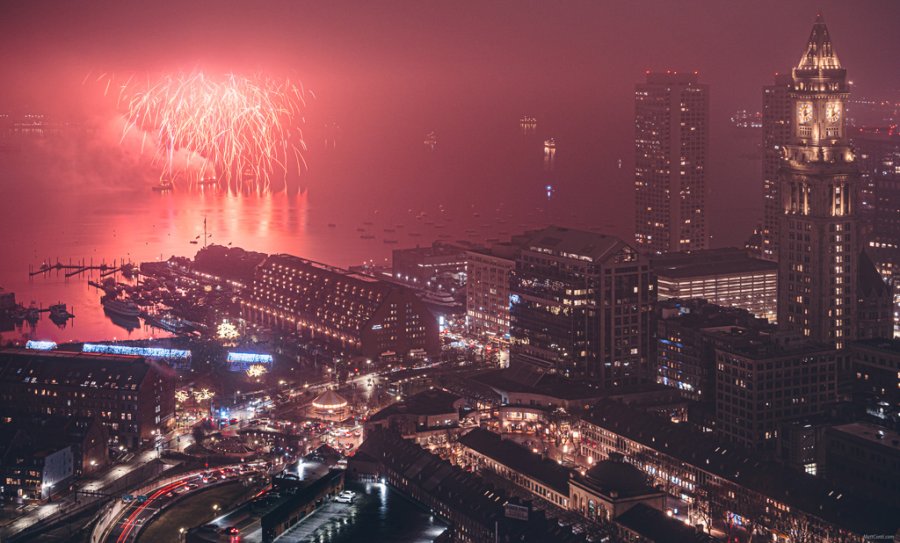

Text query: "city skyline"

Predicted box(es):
[0, 3, 897, 543]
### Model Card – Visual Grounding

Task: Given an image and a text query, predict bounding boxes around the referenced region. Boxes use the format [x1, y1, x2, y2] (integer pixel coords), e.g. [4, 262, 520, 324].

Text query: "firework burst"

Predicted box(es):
[117, 71, 308, 193]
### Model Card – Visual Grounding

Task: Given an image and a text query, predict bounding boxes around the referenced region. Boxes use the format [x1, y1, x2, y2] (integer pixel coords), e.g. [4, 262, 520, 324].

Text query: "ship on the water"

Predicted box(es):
[101, 296, 140, 318]
[142, 312, 192, 334]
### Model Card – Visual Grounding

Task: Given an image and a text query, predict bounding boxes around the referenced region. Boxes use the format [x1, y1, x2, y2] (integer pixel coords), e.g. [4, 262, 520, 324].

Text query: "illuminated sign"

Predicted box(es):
[83, 344, 191, 360]
[26, 340, 58, 351]
[226, 352, 273, 364]
[226, 352, 273, 372]
[371, 324, 383, 330]
[81, 344, 192, 370]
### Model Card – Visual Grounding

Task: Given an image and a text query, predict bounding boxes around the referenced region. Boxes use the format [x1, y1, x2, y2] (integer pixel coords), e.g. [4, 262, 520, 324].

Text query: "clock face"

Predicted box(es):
[826, 102, 841, 123]
[797, 102, 813, 125]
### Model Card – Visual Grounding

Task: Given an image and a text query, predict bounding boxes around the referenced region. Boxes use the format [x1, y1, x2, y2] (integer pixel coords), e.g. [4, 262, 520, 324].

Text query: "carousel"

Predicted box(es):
[310, 389, 350, 421]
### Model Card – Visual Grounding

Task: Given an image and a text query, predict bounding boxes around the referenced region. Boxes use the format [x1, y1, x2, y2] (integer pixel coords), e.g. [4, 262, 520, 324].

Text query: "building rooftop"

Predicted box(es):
[368, 388, 461, 422]
[578, 453, 660, 499]
[652, 248, 777, 279]
[0, 349, 151, 391]
[472, 367, 605, 402]
[615, 503, 716, 543]
[828, 422, 900, 452]
[581, 400, 900, 534]
[521, 226, 635, 264]
[311, 389, 349, 410]
[658, 299, 771, 331]
[267, 253, 383, 284]
[355, 429, 586, 543]
[858, 251, 892, 298]
[458, 428, 571, 496]
[850, 338, 900, 354]
[191, 458, 340, 542]
[796, 13, 842, 72]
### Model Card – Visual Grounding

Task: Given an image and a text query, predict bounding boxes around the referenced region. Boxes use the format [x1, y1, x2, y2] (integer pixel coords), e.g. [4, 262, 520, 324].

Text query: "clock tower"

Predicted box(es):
[778, 14, 859, 348]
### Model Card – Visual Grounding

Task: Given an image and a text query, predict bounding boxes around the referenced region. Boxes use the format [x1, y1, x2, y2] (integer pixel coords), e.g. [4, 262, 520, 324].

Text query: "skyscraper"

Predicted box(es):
[509, 226, 654, 387]
[634, 72, 709, 254]
[777, 14, 859, 348]
[760, 73, 794, 261]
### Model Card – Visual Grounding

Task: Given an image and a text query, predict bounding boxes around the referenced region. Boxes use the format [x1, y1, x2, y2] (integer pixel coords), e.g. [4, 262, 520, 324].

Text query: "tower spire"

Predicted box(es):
[796, 12, 841, 71]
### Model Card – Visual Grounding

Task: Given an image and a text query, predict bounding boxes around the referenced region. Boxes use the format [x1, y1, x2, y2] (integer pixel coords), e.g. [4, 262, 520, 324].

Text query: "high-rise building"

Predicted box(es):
[509, 226, 654, 387]
[634, 72, 709, 254]
[778, 15, 861, 348]
[465, 244, 517, 342]
[853, 128, 900, 337]
[760, 73, 794, 261]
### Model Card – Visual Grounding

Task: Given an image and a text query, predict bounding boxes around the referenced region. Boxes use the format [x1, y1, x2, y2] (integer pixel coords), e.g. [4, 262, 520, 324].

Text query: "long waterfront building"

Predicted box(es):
[242, 254, 440, 360]
[0, 349, 174, 449]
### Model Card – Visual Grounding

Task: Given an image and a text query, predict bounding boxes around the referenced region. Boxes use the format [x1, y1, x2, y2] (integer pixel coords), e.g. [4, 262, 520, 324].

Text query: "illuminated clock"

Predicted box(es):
[797, 102, 813, 124]
[826, 102, 841, 123]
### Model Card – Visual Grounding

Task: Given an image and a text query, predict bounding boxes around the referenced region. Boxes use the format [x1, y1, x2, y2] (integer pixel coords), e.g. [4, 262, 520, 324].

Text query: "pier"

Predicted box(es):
[29, 258, 136, 278]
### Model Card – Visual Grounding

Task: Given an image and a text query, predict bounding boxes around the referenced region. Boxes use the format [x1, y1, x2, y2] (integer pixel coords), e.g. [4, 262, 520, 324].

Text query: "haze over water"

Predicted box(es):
[4, 0, 897, 344]
[0, 105, 756, 344]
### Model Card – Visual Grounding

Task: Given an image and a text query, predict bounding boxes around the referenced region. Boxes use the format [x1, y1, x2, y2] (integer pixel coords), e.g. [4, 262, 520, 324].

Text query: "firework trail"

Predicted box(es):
[115, 71, 308, 193]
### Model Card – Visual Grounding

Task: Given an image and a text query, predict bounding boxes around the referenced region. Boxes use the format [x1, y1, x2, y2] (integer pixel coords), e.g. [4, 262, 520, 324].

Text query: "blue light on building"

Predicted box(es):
[226, 352, 273, 372]
[81, 344, 192, 370]
[26, 340, 58, 351]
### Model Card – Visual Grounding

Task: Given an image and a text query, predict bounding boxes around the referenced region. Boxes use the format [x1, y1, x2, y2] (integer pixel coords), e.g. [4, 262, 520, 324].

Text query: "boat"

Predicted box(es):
[383, 228, 395, 233]
[424, 130, 437, 150]
[190, 240, 199, 244]
[328, 223, 337, 228]
[105, 311, 139, 332]
[101, 296, 140, 318]
[152, 182, 174, 192]
[383, 239, 399, 244]
[143, 312, 191, 334]
[356, 228, 366, 232]
[49, 303, 72, 320]
[360, 234, 375, 240]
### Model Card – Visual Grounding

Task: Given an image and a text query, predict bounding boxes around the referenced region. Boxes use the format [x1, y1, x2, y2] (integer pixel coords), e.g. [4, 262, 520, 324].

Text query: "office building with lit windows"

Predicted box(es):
[656, 299, 773, 404]
[853, 127, 900, 337]
[715, 336, 838, 450]
[509, 226, 654, 387]
[465, 244, 517, 341]
[760, 73, 794, 261]
[634, 72, 708, 254]
[0, 349, 174, 449]
[243, 254, 439, 360]
[653, 248, 778, 322]
[777, 15, 864, 348]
